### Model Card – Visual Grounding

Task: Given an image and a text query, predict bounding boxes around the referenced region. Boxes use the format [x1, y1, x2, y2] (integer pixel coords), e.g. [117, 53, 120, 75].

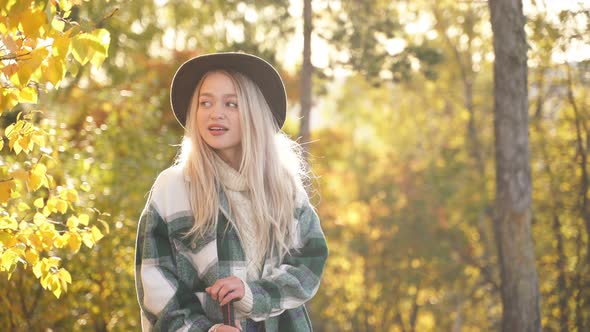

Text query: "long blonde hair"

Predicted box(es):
[176, 70, 306, 264]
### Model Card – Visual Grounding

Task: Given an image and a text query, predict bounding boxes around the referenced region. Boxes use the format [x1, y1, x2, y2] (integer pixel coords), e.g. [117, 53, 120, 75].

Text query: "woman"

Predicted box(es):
[135, 52, 328, 332]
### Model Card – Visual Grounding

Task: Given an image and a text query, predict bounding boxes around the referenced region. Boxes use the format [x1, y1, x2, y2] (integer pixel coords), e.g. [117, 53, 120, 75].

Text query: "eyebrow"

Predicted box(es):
[199, 92, 237, 98]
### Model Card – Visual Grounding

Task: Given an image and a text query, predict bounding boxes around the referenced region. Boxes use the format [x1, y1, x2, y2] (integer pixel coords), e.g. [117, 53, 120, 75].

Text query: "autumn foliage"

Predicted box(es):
[0, 0, 109, 298]
[1, 0, 589, 331]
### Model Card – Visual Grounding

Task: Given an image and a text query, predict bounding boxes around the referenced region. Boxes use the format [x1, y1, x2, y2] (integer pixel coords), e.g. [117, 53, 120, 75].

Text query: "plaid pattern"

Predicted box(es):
[135, 166, 328, 332]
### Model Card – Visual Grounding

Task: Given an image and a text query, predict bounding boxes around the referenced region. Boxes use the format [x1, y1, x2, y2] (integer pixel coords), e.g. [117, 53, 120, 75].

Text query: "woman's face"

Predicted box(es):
[195, 71, 243, 168]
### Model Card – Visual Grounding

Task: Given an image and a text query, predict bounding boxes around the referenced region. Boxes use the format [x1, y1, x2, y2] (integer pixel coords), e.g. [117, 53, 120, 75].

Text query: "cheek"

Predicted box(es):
[192, 115, 209, 141]
[231, 113, 242, 131]
[195, 111, 207, 129]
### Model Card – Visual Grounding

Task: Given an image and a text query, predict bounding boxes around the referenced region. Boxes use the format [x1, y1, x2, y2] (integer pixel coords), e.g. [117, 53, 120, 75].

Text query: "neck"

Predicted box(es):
[215, 150, 241, 170]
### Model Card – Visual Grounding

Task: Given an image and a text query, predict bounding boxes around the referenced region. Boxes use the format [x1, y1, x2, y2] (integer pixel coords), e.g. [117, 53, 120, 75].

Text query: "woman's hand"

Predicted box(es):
[206, 276, 245, 306]
[214, 321, 242, 332]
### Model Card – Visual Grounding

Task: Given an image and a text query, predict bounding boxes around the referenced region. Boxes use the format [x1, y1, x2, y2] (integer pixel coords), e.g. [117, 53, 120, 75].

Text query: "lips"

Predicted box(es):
[208, 123, 228, 130]
[208, 124, 228, 135]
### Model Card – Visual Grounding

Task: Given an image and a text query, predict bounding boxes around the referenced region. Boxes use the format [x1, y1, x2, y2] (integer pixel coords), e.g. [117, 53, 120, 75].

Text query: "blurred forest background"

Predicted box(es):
[1, 0, 589, 331]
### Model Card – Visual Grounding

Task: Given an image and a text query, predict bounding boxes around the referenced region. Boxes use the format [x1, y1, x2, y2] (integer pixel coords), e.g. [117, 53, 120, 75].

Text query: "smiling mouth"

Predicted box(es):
[208, 126, 228, 131]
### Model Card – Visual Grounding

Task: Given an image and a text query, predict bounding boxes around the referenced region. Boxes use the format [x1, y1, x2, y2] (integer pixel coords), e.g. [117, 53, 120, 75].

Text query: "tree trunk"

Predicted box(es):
[299, 0, 312, 159]
[488, 1, 541, 331]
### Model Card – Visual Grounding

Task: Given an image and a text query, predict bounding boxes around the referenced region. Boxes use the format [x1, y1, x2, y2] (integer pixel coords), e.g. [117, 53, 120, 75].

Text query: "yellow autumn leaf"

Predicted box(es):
[45, 174, 55, 188]
[18, 220, 28, 230]
[33, 212, 46, 225]
[50, 276, 62, 298]
[29, 163, 48, 191]
[98, 218, 110, 234]
[31, 132, 46, 147]
[57, 268, 72, 291]
[71, 29, 110, 67]
[28, 233, 43, 252]
[25, 249, 39, 265]
[66, 215, 78, 229]
[90, 51, 107, 68]
[46, 256, 61, 268]
[11, 47, 49, 88]
[0, 89, 19, 113]
[55, 199, 68, 214]
[51, 31, 72, 57]
[78, 213, 89, 226]
[80, 182, 90, 192]
[89, 29, 110, 68]
[60, 188, 78, 203]
[0, 231, 16, 248]
[10, 169, 28, 182]
[18, 7, 46, 38]
[4, 121, 20, 142]
[91, 226, 103, 242]
[32, 260, 43, 278]
[10, 189, 21, 200]
[50, 16, 65, 32]
[16, 229, 30, 243]
[0, 216, 18, 230]
[0, 179, 15, 204]
[81, 232, 94, 248]
[45, 197, 57, 213]
[17, 86, 38, 103]
[66, 58, 79, 76]
[54, 233, 68, 248]
[40, 273, 49, 288]
[60, 268, 72, 283]
[34, 197, 44, 208]
[1, 249, 20, 271]
[43, 56, 66, 86]
[17, 201, 30, 211]
[31, 162, 48, 176]
[68, 232, 81, 253]
[59, 0, 73, 12]
[13, 135, 33, 154]
[40, 228, 58, 248]
[71, 34, 91, 65]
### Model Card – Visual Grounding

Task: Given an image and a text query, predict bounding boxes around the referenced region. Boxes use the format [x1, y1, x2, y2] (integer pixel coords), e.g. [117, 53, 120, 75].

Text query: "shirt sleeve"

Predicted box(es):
[245, 199, 329, 321]
[135, 203, 214, 332]
[233, 277, 254, 316]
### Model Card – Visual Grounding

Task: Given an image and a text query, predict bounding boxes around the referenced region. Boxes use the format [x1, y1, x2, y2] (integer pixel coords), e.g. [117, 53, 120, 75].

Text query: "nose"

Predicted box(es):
[209, 105, 225, 119]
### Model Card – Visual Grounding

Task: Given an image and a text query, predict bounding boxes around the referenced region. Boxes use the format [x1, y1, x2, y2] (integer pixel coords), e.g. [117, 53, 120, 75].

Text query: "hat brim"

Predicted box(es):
[170, 52, 287, 129]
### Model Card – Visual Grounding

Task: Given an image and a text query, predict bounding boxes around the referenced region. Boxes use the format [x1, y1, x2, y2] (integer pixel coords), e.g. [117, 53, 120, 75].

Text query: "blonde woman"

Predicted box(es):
[135, 52, 328, 332]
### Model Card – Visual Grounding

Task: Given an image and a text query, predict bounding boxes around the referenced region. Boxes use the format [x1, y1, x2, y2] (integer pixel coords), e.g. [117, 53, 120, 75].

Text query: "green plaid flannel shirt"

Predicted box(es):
[135, 165, 328, 331]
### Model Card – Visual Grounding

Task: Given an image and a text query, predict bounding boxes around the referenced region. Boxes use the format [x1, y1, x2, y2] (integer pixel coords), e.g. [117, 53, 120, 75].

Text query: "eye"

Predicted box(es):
[226, 101, 238, 108]
[199, 100, 212, 107]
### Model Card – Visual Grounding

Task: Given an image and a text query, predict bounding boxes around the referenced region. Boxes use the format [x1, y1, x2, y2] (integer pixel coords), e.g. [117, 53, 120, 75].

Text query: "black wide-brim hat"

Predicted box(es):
[170, 52, 287, 129]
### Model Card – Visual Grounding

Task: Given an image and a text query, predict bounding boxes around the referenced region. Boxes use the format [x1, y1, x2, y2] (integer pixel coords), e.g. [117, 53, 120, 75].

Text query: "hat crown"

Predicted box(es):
[170, 52, 287, 130]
